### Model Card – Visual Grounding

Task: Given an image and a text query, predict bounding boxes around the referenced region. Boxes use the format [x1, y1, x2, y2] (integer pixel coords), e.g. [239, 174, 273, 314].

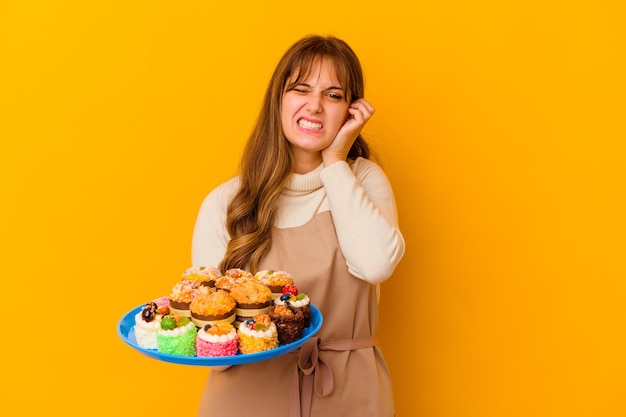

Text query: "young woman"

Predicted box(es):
[192, 34, 405, 417]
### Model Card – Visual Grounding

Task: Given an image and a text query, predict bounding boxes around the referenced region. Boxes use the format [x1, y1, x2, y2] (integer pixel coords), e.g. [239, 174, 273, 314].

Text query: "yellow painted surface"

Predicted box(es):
[1, 1, 624, 416]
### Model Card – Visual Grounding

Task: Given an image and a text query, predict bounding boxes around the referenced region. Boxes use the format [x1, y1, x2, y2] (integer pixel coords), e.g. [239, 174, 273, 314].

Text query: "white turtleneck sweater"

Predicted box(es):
[191, 158, 405, 285]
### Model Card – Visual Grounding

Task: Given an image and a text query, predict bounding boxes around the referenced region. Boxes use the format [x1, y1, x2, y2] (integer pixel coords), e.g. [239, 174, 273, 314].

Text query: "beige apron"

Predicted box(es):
[197, 212, 395, 417]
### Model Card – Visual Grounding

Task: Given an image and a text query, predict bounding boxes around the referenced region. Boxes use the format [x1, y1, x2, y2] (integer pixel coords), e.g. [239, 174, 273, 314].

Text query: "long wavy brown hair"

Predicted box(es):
[219, 35, 371, 273]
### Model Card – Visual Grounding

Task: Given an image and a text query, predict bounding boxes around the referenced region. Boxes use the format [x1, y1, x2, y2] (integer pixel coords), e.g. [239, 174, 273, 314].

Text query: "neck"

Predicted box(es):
[292, 150, 323, 174]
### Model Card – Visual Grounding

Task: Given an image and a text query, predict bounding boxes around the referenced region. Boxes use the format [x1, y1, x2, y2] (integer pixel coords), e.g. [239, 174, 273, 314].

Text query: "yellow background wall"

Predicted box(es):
[1, 1, 624, 416]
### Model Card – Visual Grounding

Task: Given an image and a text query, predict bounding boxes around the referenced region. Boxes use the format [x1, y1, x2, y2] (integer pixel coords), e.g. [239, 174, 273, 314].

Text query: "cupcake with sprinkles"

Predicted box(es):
[223, 268, 253, 280]
[196, 321, 238, 357]
[169, 279, 200, 317]
[214, 268, 251, 293]
[156, 315, 197, 356]
[273, 284, 312, 327]
[134, 301, 170, 350]
[254, 269, 294, 300]
[238, 314, 279, 354]
[190, 287, 237, 328]
[182, 266, 221, 291]
[229, 278, 273, 327]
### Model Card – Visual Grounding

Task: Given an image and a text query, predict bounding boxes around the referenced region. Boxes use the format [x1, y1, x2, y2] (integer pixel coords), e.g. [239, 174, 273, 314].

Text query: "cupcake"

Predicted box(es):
[169, 279, 201, 317]
[156, 315, 197, 356]
[151, 296, 170, 308]
[215, 268, 253, 292]
[190, 287, 237, 328]
[224, 268, 253, 280]
[196, 322, 238, 357]
[229, 279, 273, 327]
[237, 314, 278, 354]
[269, 303, 305, 345]
[134, 302, 170, 349]
[254, 269, 294, 299]
[273, 284, 312, 327]
[214, 275, 239, 293]
[182, 266, 221, 290]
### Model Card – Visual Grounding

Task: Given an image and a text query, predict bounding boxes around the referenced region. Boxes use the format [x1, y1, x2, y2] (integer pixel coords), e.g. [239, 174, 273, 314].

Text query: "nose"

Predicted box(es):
[305, 93, 323, 113]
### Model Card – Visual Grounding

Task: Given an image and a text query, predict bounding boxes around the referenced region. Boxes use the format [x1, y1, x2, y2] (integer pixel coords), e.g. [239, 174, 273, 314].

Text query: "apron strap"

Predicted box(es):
[290, 336, 379, 417]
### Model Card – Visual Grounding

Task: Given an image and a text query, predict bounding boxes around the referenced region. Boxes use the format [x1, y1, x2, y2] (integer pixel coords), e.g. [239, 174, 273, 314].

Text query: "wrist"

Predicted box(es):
[322, 154, 344, 167]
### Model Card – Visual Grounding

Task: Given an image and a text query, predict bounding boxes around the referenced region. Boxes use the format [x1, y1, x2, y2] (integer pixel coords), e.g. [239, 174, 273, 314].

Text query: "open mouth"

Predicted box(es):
[298, 119, 323, 131]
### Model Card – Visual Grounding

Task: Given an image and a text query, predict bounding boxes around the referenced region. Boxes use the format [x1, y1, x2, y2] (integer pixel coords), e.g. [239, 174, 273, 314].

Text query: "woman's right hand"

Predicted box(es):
[321, 98, 375, 166]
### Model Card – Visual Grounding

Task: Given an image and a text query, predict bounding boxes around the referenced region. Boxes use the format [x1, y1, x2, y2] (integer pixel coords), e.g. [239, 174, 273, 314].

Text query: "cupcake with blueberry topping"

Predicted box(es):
[273, 284, 311, 327]
[237, 314, 278, 354]
[269, 302, 305, 345]
[196, 322, 238, 357]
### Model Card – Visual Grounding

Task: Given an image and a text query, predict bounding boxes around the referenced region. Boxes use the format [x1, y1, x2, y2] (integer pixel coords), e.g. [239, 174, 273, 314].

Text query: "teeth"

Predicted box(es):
[298, 119, 322, 130]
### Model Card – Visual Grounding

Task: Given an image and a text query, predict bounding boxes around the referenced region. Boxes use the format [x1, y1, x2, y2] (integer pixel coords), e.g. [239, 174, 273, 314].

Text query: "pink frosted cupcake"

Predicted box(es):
[196, 322, 238, 357]
[152, 296, 170, 308]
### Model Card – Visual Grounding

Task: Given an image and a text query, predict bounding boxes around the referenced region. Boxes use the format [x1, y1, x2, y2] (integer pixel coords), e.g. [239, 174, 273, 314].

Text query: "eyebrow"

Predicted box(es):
[296, 82, 344, 91]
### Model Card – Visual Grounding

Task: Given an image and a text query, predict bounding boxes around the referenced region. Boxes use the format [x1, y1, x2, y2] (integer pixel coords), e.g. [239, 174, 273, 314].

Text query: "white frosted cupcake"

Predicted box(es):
[134, 302, 170, 349]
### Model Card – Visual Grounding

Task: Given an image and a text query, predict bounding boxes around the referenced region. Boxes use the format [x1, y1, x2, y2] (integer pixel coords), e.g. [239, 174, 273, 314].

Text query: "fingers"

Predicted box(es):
[351, 98, 375, 115]
[348, 98, 375, 124]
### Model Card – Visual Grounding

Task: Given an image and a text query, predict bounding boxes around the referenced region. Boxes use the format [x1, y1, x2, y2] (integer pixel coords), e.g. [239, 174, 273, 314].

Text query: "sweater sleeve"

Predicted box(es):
[191, 178, 238, 268]
[319, 158, 405, 284]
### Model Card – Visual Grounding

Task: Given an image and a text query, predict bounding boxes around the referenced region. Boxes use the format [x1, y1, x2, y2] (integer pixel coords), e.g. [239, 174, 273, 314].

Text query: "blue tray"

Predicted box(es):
[117, 303, 322, 366]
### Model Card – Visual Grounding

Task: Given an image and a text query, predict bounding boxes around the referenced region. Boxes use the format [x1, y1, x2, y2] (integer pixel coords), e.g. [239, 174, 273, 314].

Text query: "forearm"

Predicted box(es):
[320, 160, 405, 284]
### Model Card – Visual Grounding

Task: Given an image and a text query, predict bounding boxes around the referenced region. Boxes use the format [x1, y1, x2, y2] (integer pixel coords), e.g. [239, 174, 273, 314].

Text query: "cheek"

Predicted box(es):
[281, 98, 299, 121]
[328, 108, 349, 130]
[280, 103, 292, 128]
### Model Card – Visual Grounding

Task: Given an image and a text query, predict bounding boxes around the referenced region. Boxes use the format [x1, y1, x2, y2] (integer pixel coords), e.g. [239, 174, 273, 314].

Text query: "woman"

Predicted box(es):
[193, 34, 405, 417]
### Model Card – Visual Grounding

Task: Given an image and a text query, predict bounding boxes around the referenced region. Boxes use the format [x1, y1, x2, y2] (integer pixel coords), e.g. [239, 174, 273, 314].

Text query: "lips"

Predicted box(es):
[297, 118, 323, 131]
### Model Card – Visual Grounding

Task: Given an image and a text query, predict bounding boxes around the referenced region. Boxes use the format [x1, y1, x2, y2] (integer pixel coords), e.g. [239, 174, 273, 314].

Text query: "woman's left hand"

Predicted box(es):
[321, 98, 375, 166]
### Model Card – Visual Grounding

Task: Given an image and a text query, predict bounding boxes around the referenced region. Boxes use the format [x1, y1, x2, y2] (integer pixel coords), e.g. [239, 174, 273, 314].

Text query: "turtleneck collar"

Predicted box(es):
[283, 163, 324, 196]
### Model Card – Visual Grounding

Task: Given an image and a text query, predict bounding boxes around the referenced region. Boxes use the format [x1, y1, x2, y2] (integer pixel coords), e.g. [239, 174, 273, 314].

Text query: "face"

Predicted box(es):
[281, 59, 350, 169]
